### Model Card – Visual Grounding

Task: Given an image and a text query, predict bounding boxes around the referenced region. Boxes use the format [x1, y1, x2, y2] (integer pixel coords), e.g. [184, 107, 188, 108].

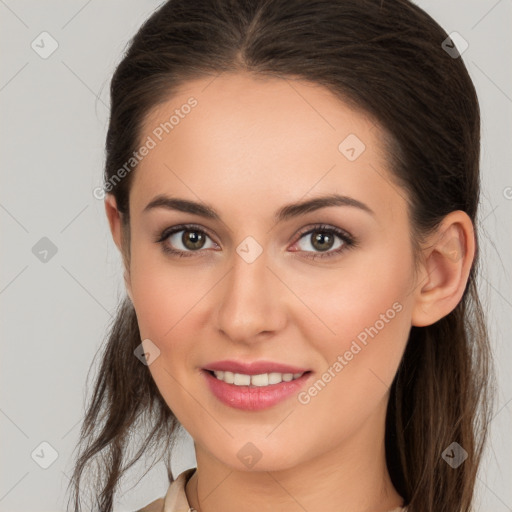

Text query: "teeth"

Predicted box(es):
[212, 370, 304, 386]
[234, 373, 250, 386]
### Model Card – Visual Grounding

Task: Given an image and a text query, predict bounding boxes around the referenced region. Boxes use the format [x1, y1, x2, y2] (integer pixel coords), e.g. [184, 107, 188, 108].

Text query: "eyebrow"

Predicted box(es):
[143, 193, 374, 222]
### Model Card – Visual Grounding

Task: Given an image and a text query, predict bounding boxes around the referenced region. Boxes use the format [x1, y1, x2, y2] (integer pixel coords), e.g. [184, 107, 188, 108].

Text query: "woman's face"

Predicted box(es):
[121, 72, 418, 471]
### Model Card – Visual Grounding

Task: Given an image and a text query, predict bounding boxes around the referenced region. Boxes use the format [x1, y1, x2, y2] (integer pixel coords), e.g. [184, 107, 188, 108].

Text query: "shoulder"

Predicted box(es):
[132, 467, 197, 512]
[133, 497, 165, 512]
[133, 468, 197, 512]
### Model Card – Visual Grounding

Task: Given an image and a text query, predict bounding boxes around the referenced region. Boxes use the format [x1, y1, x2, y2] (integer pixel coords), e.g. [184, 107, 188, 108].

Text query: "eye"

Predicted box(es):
[155, 224, 218, 257]
[292, 224, 356, 260]
[155, 223, 356, 260]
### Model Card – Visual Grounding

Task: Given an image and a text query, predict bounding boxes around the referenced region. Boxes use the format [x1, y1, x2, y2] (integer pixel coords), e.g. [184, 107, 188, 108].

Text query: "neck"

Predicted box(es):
[185, 397, 404, 512]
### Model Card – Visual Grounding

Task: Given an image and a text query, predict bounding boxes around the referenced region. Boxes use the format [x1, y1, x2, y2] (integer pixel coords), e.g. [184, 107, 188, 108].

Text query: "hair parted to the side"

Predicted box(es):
[67, 1, 495, 511]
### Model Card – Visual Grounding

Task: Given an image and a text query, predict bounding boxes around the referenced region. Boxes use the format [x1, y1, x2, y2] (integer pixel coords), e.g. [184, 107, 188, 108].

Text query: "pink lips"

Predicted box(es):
[203, 359, 310, 375]
[201, 360, 312, 411]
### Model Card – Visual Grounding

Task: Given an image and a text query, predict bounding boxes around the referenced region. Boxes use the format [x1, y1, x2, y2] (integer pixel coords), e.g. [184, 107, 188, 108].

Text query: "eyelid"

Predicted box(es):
[156, 223, 217, 243]
[155, 223, 220, 252]
[293, 223, 354, 244]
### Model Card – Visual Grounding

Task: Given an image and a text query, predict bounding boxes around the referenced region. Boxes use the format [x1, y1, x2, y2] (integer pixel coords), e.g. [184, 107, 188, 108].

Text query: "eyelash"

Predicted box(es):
[154, 223, 357, 260]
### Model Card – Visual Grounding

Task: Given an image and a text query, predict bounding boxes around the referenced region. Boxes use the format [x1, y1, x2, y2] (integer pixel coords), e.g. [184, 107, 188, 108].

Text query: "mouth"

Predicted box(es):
[201, 369, 313, 411]
[204, 369, 312, 387]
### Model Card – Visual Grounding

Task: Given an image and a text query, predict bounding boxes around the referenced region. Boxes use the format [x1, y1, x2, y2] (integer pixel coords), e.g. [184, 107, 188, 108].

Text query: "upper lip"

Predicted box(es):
[203, 360, 311, 375]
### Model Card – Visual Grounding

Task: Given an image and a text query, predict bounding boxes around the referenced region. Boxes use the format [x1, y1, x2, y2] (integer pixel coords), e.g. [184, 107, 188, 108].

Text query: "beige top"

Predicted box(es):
[136, 468, 408, 512]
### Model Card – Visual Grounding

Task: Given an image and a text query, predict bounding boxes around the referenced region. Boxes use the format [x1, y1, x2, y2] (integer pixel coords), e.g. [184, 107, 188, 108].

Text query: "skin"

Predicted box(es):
[105, 72, 475, 512]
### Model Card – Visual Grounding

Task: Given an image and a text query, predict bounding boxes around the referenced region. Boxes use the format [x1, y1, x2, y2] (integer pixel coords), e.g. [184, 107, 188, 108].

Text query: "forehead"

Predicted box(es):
[130, 72, 401, 220]
[139, 71, 380, 151]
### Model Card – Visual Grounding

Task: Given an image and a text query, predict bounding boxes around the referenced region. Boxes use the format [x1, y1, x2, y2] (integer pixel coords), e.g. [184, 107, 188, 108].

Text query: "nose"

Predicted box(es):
[214, 244, 287, 345]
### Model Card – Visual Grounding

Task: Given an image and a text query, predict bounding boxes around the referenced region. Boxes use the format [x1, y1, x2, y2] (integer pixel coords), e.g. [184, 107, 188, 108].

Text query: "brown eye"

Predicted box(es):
[292, 224, 356, 261]
[310, 231, 336, 252]
[296, 227, 345, 254]
[157, 224, 217, 257]
[181, 229, 207, 250]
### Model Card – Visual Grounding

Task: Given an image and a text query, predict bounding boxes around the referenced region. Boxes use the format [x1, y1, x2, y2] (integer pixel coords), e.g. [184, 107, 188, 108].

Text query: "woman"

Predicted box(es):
[67, 0, 494, 511]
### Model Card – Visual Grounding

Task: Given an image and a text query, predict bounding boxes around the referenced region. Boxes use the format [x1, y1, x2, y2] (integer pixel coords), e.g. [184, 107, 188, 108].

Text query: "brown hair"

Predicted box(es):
[67, 1, 495, 510]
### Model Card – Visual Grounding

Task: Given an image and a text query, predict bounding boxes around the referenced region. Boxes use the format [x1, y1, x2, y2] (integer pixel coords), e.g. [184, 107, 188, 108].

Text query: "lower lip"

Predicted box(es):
[202, 370, 312, 411]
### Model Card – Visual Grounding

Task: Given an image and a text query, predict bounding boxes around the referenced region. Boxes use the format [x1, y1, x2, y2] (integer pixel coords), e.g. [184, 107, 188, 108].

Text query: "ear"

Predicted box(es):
[104, 194, 133, 302]
[105, 194, 123, 252]
[411, 211, 475, 327]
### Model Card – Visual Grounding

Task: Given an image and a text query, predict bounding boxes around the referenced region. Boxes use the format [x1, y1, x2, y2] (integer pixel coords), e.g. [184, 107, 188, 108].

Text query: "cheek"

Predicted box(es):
[129, 253, 205, 420]
[290, 241, 414, 398]
[292, 241, 413, 344]
[129, 249, 210, 340]
[291, 269, 412, 445]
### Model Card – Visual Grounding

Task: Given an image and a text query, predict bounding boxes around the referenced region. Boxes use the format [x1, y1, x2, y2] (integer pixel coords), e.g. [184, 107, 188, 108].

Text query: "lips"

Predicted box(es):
[203, 359, 310, 375]
[201, 359, 314, 410]
[202, 369, 313, 411]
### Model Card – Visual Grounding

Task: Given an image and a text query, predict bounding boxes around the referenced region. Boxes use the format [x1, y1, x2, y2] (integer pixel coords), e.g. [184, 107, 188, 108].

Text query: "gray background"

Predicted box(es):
[0, 1, 511, 510]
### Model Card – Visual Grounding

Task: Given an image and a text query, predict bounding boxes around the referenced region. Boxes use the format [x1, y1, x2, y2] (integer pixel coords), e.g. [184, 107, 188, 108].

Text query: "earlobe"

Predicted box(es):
[411, 211, 475, 327]
[124, 270, 134, 302]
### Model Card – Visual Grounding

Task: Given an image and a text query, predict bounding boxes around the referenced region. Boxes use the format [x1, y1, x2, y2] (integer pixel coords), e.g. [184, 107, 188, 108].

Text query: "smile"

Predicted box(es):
[202, 369, 313, 411]
[211, 370, 305, 386]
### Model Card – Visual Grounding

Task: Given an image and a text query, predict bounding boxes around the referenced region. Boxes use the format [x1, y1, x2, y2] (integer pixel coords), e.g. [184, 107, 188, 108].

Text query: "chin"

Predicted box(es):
[212, 442, 304, 473]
